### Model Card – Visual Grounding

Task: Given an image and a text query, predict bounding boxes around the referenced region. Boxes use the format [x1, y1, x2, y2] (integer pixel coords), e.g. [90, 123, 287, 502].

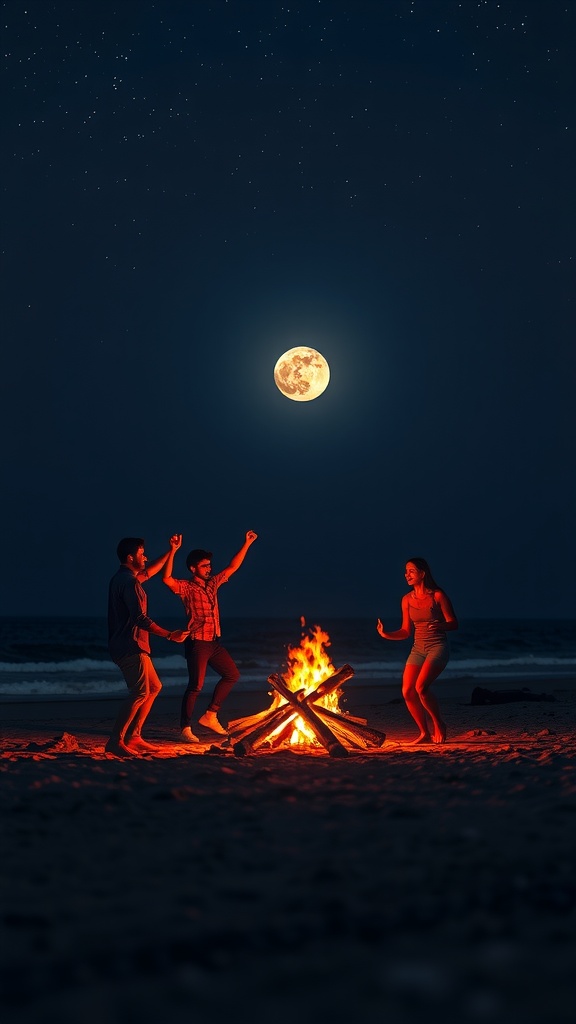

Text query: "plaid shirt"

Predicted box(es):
[167, 570, 230, 640]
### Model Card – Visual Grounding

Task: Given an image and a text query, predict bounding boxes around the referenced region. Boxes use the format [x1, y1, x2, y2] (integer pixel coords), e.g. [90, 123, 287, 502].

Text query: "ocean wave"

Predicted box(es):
[0, 655, 191, 674]
[1, 653, 574, 676]
[0, 676, 192, 698]
[0, 657, 119, 674]
[447, 655, 576, 670]
[0, 678, 129, 697]
[1, 665, 574, 699]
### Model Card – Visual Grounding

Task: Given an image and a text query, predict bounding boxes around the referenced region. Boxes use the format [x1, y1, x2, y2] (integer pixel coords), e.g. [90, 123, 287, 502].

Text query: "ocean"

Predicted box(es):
[0, 616, 574, 700]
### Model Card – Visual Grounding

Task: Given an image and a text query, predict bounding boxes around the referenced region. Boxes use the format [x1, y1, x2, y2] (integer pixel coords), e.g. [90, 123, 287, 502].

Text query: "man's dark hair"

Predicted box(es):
[186, 548, 213, 571]
[117, 537, 145, 563]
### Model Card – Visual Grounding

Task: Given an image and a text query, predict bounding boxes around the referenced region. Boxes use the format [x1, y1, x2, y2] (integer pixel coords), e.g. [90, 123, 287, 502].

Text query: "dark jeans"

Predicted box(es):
[181, 638, 240, 728]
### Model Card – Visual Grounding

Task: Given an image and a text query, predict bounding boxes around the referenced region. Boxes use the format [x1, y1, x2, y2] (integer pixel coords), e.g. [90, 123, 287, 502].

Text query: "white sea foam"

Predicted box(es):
[0, 679, 128, 697]
[0, 655, 189, 674]
[0, 675, 192, 698]
[0, 658, 119, 674]
[0, 663, 574, 698]
[2, 653, 573, 677]
[0, 653, 573, 698]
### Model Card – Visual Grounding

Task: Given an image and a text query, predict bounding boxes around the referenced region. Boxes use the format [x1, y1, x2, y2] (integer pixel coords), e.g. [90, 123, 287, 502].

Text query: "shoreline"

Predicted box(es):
[0, 671, 571, 705]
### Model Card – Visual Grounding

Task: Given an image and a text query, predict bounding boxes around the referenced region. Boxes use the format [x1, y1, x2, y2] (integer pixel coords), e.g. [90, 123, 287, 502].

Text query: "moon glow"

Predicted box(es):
[273, 346, 330, 402]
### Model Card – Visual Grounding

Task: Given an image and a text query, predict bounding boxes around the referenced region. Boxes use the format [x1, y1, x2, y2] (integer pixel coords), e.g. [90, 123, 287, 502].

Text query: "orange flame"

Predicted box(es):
[272, 624, 341, 747]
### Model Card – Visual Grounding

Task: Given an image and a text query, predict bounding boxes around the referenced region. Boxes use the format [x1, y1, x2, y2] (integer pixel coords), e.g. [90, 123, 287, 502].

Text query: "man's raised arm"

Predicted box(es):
[135, 535, 182, 582]
[162, 533, 183, 593]
[223, 530, 258, 577]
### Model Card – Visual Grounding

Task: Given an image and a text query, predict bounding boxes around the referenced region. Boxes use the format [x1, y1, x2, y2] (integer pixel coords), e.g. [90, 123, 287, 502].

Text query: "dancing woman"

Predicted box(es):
[377, 558, 458, 744]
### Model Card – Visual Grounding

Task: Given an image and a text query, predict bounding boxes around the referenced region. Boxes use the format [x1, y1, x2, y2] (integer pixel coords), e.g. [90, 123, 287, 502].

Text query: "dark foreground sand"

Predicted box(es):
[1, 679, 575, 1024]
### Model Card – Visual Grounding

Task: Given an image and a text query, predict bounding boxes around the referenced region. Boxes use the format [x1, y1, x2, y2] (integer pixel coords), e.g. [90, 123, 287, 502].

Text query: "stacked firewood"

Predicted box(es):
[228, 665, 386, 757]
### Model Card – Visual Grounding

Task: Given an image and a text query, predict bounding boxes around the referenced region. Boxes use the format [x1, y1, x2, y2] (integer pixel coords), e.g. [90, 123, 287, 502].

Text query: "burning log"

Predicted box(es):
[314, 706, 386, 749]
[231, 665, 356, 756]
[268, 673, 349, 758]
[302, 663, 355, 701]
[232, 704, 299, 756]
[232, 663, 387, 757]
[311, 712, 365, 750]
[229, 663, 354, 752]
[259, 717, 299, 750]
[227, 692, 285, 737]
[229, 664, 354, 734]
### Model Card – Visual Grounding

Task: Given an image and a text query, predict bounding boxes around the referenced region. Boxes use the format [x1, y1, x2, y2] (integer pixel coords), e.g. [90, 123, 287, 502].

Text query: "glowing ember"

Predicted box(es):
[274, 624, 341, 747]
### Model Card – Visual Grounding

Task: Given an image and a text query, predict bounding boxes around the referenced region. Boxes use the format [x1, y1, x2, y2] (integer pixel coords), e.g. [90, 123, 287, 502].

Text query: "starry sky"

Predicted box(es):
[2, 0, 574, 622]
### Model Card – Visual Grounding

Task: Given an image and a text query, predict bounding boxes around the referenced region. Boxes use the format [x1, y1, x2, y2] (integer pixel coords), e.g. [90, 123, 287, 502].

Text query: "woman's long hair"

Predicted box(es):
[406, 557, 440, 592]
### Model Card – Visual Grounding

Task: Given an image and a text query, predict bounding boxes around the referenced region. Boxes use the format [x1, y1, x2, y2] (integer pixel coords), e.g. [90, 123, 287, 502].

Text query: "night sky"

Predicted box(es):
[2, 0, 574, 622]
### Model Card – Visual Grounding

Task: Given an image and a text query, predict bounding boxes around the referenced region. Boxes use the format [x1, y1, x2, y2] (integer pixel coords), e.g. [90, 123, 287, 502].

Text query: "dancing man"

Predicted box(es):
[107, 536, 189, 756]
[163, 530, 258, 741]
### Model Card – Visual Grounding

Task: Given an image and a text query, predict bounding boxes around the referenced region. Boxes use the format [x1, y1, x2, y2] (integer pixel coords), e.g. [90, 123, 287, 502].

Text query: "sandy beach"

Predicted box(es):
[1, 679, 575, 1023]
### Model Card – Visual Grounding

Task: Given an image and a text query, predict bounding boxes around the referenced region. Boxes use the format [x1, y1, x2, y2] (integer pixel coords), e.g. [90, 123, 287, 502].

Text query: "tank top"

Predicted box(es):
[408, 592, 447, 645]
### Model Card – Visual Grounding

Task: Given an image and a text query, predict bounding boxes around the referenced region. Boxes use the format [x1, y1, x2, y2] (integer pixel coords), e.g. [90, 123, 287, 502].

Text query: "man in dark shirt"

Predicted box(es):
[107, 535, 189, 756]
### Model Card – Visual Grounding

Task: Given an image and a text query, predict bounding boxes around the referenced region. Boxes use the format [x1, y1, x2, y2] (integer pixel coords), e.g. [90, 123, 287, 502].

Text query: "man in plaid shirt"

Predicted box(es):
[163, 530, 258, 741]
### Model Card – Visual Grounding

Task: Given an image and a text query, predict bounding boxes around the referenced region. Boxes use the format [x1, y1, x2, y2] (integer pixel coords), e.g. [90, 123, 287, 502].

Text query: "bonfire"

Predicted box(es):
[228, 624, 386, 757]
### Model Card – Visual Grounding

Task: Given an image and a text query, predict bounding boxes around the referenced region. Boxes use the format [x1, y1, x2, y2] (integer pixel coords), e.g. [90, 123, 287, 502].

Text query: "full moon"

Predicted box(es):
[273, 346, 330, 402]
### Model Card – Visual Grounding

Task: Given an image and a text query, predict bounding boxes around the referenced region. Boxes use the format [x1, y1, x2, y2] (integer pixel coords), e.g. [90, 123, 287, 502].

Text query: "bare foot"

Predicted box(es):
[408, 733, 432, 745]
[105, 739, 138, 757]
[432, 723, 447, 744]
[127, 736, 158, 752]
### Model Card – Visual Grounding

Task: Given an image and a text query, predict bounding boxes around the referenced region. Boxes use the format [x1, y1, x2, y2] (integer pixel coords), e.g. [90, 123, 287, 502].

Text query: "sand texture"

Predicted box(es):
[1, 681, 575, 1023]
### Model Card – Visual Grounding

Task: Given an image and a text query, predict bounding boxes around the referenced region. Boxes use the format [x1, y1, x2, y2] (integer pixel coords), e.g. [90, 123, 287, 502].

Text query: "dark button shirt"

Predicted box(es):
[108, 565, 156, 662]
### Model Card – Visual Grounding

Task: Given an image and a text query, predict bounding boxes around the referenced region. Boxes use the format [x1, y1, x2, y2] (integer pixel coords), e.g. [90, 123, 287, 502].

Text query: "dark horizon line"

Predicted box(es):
[0, 614, 571, 624]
